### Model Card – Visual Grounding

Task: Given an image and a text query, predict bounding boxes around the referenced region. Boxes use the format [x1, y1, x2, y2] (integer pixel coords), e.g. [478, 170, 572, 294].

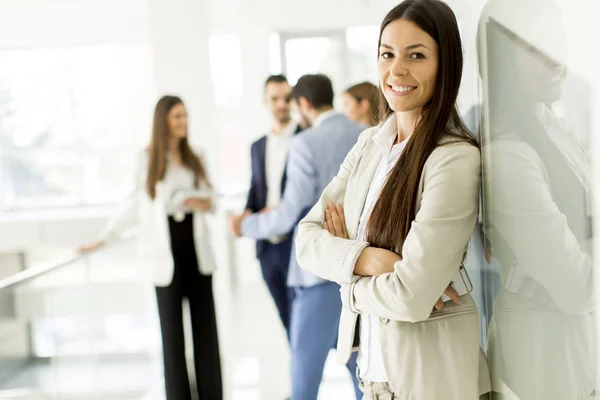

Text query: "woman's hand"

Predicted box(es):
[184, 197, 212, 212]
[322, 202, 400, 276]
[323, 202, 349, 239]
[77, 241, 105, 253]
[355, 247, 401, 276]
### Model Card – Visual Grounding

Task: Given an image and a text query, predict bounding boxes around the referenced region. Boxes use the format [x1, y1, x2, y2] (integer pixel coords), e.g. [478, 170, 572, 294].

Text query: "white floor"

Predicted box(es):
[0, 236, 358, 400]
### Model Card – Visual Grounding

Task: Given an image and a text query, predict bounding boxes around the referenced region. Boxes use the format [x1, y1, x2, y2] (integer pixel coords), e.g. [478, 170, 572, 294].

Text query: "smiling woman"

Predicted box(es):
[378, 22, 439, 117]
[295, 0, 490, 399]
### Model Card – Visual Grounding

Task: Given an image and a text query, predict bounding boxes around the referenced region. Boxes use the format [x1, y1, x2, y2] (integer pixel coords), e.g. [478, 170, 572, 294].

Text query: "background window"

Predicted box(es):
[0, 44, 155, 210]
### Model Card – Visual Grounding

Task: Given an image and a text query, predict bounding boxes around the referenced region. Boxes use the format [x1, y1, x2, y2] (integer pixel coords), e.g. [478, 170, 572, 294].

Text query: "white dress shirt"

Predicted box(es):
[162, 156, 212, 220]
[266, 121, 298, 209]
[356, 116, 409, 382]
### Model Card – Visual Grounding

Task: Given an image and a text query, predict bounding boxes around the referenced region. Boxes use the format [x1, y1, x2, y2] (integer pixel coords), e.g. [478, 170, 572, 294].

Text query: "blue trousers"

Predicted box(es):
[259, 239, 293, 341]
[290, 282, 361, 400]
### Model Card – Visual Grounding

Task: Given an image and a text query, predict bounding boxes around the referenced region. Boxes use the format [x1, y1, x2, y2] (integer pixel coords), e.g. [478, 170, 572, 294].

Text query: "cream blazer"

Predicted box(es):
[100, 149, 217, 287]
[296, 125, 491, 399]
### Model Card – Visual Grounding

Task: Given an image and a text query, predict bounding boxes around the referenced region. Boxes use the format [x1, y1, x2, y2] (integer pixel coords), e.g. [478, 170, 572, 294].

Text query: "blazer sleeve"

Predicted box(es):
[241, 135, 317, 239]
[295, 127, 373, 285]
[98, 150, 147, 244]
[245, 142, 259, 212]
[347, 143, 481, 322]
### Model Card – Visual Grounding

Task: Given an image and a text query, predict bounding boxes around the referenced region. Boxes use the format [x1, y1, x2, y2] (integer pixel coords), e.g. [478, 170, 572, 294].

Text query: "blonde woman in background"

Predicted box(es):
[342, 81, 380, 127]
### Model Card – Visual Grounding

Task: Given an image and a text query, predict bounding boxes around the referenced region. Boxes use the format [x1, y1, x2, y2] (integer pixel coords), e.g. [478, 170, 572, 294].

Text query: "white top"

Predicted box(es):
[357, 114, 409, 382]
[266, 121, 298, 209]
[313, 109, 338, 128]
[163, 156, 199, 216]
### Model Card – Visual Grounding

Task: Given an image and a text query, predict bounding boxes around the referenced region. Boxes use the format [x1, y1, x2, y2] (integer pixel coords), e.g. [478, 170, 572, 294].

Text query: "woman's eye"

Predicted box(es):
[380, 52, 394, 59]
[410, 52, 425, 60]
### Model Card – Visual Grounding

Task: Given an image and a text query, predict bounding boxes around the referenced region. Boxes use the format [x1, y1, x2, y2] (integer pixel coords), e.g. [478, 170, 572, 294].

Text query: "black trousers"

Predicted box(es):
[259, 239, 294, 341]
[155, 214, 222, 400]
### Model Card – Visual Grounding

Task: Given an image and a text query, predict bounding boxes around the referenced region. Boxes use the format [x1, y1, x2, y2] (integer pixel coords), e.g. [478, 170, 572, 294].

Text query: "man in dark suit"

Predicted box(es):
[244, 75, 302, 341]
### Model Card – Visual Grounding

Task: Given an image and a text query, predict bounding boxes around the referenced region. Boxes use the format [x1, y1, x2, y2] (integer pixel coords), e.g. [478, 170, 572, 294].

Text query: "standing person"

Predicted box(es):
[229, 74, 364, 400]
[243, 75, 302, 340]
[295, 1, 491, 399]
[79, 95, 222, 400]
[342, 82, 381, 127]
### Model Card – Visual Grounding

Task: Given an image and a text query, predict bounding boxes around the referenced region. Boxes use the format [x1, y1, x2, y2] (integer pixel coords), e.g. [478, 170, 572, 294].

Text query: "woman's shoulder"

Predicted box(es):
[352, 125, 381, 152]
[358, 125, 380, 142]
[187, 142, 205, 157]
[428, 135, 480, 169]
[136, 147, 150, 165]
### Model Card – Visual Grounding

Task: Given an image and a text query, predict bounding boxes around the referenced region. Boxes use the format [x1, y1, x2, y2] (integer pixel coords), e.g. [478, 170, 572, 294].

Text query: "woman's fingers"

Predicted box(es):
[329, 203, 345, 238]
[325, 208, 336, 235]
[336, 203, 348, 238]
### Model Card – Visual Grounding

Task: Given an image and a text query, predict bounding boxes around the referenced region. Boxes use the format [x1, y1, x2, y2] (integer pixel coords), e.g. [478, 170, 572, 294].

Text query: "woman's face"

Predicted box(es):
[342, 93, 369, 124]
[514, 41, 566, 104]
[167, 103, 188, 139]
[378, 19, 439, 114]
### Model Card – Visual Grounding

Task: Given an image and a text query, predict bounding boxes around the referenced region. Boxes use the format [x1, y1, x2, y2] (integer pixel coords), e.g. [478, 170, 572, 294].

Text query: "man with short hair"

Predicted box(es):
[242, 74, 302, 341]
[230, 74, 364, 400]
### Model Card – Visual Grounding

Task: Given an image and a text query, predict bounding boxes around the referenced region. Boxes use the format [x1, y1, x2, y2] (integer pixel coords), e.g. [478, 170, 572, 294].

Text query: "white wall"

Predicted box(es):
[147, 0, 216, 160]
[208, 0, 397, 32]
[0, 0, 150, 49]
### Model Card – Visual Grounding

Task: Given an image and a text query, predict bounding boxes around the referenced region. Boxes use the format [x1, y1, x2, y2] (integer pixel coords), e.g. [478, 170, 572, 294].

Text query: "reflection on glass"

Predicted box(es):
[479, 0, 596, 398]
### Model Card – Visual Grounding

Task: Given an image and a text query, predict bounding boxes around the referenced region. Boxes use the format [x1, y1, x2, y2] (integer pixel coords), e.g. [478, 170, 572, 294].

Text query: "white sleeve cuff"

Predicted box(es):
[340, 280, 360, 313]
[337, 241, 369, 284]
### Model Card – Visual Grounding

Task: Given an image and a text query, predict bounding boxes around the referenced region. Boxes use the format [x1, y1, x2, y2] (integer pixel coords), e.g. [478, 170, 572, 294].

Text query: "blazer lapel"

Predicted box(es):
[257, 136, 268, 190]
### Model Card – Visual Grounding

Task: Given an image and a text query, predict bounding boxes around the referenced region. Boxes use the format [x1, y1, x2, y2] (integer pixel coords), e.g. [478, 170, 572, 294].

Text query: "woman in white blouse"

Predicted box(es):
[80, 95, 222, 400]
[295, 0, 490, 399]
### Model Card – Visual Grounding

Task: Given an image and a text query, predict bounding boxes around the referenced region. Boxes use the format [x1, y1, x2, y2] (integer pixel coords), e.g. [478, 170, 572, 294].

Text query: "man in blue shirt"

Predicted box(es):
[230, 74, 364, 400]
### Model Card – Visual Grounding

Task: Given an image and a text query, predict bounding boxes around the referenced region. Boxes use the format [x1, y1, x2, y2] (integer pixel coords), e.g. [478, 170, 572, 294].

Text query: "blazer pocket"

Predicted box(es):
[383, 311, 481, 400]
[427, 304, 478, 321]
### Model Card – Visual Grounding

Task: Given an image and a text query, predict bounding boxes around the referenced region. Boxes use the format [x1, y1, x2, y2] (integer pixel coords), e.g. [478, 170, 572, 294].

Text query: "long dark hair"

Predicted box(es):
[146, 95, 209, 199]
[367, 0, 477, 253]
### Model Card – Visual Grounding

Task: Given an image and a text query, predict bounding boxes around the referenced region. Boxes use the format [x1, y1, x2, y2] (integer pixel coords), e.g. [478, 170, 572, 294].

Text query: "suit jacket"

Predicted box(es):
[245, 123, 302, 258]
[241, 113, 365, 287]
[295, 118, 491, 398]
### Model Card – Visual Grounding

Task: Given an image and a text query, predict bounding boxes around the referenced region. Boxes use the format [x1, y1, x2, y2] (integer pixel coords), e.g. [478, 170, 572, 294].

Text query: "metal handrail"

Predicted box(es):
[0, 228, 138, 292]
[0, 191, 248, 292]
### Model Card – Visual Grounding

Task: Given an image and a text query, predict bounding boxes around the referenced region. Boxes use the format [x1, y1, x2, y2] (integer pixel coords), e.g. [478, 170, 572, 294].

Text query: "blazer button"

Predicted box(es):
[380, 317, 389, 324]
